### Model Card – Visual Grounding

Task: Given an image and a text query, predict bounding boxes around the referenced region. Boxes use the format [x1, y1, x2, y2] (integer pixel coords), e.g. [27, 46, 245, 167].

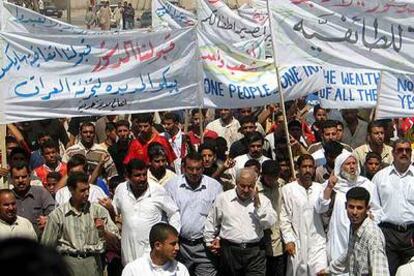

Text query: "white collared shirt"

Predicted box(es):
[204, 188, 277, 244]
[55, 184, 107, 207]
[121, 253, 189, 276]
[0, 216, 37, 240]
[372, 165, 414, 225]
[114, 181, 181, 265]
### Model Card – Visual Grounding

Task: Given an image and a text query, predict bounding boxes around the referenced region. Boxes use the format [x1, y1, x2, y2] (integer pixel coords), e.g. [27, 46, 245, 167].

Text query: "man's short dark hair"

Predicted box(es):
[393, 138, 412, 151]
[80, 121, 95, 132]
[162, 112, 179, 123]
[239, 115, 256, 126]
[116, 119, 130, 129]
[148, 142, 166, 161]
[296, 154, 315, 167]
[0, 237, 70, 276]
[6, 136, 18, 145]
[36, 131, 51, 141]
[244, 159, 261, 172]
[0, 189, 14, 199]
[41, 139, 59, 154]
[131, 113, 153, 125]
[10, 160, 30, 174]
[246, 131, 264, 145]
[47, 171, 62, 182]
[198, 143, 217, 155]
[105, 122, 116, 132]
[67, 172, 89, 191]
[183, 151, 203, 165]
[261, 160, 279, 176]
[313, 104, 326, 117]
[67, 154, 88, 172]
[9, 148, 30, 164]
[320, 120, 338, 132]
[367, 120, 384, 134]
[126, 159, 147, 175]
[323, 141, 344, 157]
[149, 223, 178, 249]
[346, 187, 370, 206]
[335, 120, 344, 128]
[365, 152, 381, 163]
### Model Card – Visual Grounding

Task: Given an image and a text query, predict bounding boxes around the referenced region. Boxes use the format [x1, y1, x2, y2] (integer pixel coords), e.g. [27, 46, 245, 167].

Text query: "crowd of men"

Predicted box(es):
[0, 104, 414, 276]
[85, 1, 136, 30]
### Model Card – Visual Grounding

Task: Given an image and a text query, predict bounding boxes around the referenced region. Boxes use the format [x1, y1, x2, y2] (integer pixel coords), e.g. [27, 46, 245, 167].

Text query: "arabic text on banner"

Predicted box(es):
[270, 0, 414, 73]
[0, 27, 202, 123]
[152, 0, 196, 29]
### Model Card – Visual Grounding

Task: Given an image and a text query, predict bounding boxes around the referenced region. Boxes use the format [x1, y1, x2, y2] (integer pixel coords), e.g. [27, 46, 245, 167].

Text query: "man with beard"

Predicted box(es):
[315, 152, 379, 270]
[229, 115, 264, 158]
[229, 132, 270, 185]
[165, 152, 223, 276]
[108, 120, 132, 180]
[280, 155, 327, 276]
[204, 168, 277, 276]
[147, 142, 176, 186]
[123, 113, 176, 167]
[353, 120, 393, 168]
[0, 189, 37, 240]
[63, 122, 117, 181]
[122, 223, 189, 276]
[113, 159, 180, 265]
[372, 139, 414, 275]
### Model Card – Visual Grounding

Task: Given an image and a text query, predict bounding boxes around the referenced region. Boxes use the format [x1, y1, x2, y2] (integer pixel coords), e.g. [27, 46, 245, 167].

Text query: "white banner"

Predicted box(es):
[197, 0, 268, 58]
[317, 67, 380, 109]
[0, 27, 202, 123]
[152, 0, 196, 29]
[237, 3, 268, 25]
[270, 0, 414, 73]
[199, 30, 325, 108]
[376, 71, 414, 119]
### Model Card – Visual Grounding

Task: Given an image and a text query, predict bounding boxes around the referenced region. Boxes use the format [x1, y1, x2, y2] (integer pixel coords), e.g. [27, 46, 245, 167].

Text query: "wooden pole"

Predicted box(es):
[199, 108, 204, 144]
[266, 0, 296, 179]
[372, 71, 384, 121]
[0, 125, 7, 189]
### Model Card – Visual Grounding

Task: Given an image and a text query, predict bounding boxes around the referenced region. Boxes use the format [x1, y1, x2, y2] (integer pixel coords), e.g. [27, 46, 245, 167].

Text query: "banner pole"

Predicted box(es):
[372, 70, 384, 121]
[266, 0, 296, 179]
[0, 125, 7, 189]
[199, 108, 204, 144]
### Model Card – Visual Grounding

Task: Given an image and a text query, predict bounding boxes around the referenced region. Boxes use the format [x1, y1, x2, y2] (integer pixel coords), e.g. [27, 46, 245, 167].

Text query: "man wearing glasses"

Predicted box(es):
[372, 138, 414, 275]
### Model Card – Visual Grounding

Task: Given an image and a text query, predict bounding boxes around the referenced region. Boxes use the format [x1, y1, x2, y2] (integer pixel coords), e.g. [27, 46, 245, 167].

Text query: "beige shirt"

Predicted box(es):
[342, 119, 368, 149]
[353, 144, 393, 167]
[206, 118, 242, 148]
[148, 169, 176, 186]
[257, 180, 283, 257]
[0, 216, 37, 240]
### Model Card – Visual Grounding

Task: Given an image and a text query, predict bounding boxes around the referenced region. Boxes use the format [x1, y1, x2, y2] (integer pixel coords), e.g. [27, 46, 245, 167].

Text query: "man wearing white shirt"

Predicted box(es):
[230, 132, 270, 184]
[204, 168, 277, 276]
[114, 159, 181, 265]
[206, 109, 242, 147]
[0, 190, 37, 240]
[372, 138, 414, 275]
[122, 223, 189, 276]
[280, 155, 327, 276]
[315, 151, 378, 267]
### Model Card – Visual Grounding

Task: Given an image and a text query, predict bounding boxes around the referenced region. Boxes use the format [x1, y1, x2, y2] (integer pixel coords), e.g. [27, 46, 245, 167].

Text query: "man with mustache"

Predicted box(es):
[122, 223, 189, 276]
[280, 155, 327, 275]
[372, 138, 414, 275]
[0, 189, 37, 240]
[147, 142, 176, 186]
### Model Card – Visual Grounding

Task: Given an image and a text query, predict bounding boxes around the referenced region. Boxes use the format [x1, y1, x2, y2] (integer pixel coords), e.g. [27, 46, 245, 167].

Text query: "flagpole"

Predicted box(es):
[266, 0, 296, 179]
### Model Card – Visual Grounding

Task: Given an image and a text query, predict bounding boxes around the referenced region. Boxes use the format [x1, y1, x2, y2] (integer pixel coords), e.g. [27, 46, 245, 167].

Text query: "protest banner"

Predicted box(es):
[270, 0, 414, 73]
[152, 0, 196, 29]
[197, 0, 268, 58]
[0, 27, 202, 123]
[376, 71, 414, 119]
[199, 29, 325, 108]
[317, 67, 380, 109]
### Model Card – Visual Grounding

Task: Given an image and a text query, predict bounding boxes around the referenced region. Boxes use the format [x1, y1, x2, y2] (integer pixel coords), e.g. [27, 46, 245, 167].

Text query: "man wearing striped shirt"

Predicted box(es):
[41, 172, 120, 276]
[63, 122, 117, 181]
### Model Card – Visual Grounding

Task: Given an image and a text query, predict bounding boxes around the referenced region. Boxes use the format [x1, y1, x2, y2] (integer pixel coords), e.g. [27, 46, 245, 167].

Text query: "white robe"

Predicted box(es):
[314, 151, 377, 263]
[280, 181, 327, 276]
